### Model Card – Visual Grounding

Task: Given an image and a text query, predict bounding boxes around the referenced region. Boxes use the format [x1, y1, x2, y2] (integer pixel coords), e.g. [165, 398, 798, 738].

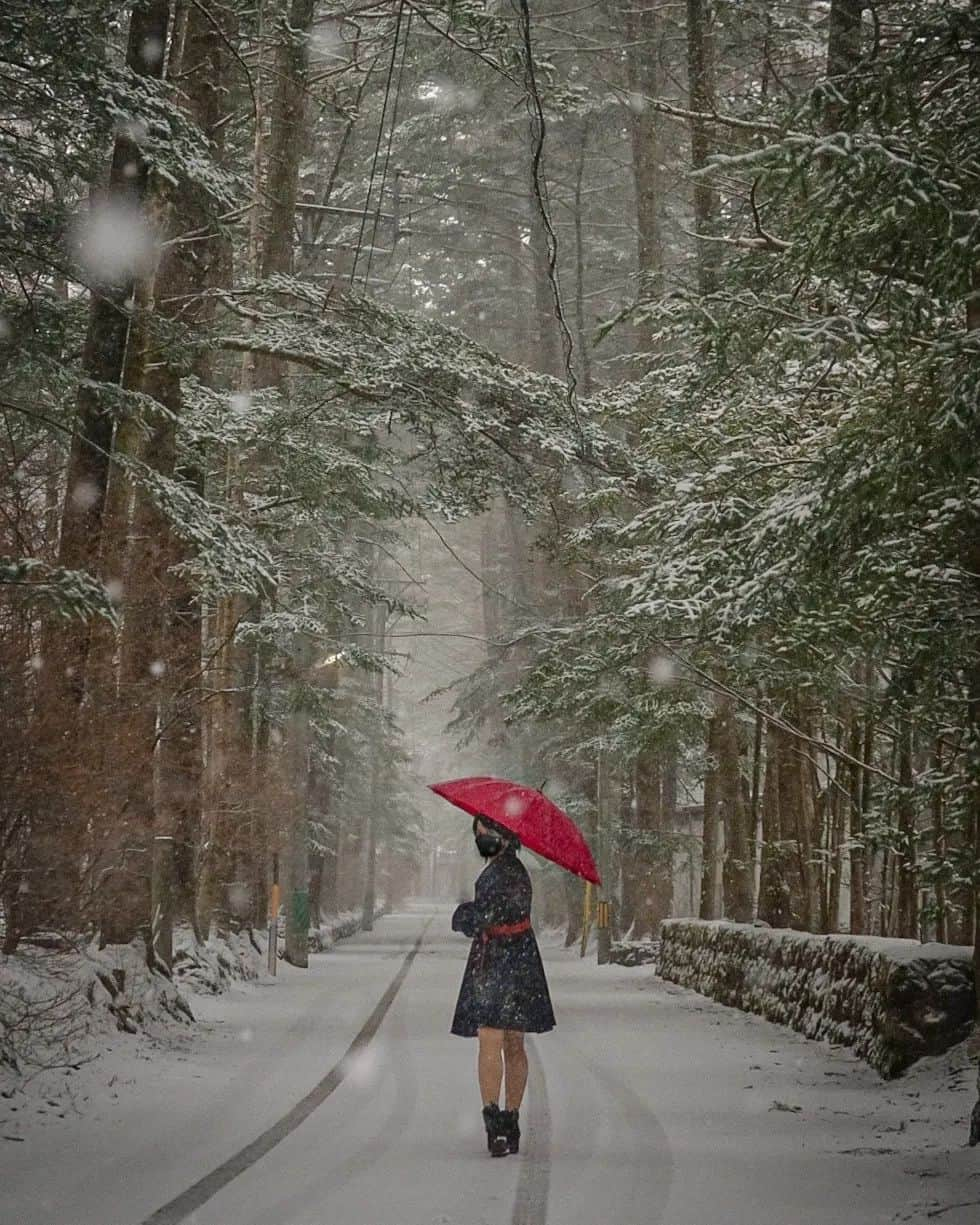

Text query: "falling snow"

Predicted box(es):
[647, 654, 675, 685]
[70, 480, 101, 511]
[72, 200, 156, 284]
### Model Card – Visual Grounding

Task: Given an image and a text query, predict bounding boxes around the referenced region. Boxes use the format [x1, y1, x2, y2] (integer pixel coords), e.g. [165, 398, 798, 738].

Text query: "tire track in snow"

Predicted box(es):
[253, 1004, 419, 1221]
[511, 1038, 551, 1225]
[576, 1049, 674, 1225]
[140, 921, 430, 1225]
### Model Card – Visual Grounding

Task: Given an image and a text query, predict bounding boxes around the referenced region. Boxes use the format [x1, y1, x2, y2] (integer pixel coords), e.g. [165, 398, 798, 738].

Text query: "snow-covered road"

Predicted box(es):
[2, 904, 976, 1225]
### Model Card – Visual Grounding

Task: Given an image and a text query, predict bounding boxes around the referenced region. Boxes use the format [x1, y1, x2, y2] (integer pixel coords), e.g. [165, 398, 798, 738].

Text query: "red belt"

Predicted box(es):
[476, 917, 531, 977]
[481, 917, 531, 941]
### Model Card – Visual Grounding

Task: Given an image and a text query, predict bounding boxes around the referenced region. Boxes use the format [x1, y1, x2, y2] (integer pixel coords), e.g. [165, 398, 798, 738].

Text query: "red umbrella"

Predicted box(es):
[429, 776, 601, 885]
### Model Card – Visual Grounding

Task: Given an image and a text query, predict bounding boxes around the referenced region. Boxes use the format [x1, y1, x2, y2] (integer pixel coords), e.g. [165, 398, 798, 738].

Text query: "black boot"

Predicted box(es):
[500, 1108, 520, 1154]
[482, 1103, 509, 1157]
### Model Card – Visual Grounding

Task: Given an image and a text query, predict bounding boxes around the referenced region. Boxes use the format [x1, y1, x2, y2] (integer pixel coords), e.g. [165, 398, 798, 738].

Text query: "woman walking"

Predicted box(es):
[451, 815, 555, 1157]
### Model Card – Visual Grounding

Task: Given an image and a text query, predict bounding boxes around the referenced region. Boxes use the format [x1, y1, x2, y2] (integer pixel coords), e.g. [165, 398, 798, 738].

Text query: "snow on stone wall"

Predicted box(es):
[659, 919, 975, 1078]
[172, 928, 266, 995]
[610, 939, 661, 967]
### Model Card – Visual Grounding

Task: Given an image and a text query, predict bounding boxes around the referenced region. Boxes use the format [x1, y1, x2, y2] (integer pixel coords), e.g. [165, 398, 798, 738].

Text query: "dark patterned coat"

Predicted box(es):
[450, 847, 556, 1038]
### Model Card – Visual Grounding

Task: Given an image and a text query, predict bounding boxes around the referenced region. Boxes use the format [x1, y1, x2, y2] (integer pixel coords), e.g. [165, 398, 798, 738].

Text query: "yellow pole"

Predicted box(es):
[580, 880, 593, 957]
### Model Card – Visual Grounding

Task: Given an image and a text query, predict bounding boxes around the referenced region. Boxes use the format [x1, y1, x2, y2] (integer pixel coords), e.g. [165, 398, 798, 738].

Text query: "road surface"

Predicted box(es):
[1, 904, 974, 1225]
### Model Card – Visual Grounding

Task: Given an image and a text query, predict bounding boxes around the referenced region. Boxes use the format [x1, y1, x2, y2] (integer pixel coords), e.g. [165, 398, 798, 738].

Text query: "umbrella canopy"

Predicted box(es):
[429, 776, 601, 885]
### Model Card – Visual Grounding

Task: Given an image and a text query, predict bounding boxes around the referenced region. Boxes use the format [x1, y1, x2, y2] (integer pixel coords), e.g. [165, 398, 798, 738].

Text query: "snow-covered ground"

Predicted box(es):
[1, 902, 976, 1225]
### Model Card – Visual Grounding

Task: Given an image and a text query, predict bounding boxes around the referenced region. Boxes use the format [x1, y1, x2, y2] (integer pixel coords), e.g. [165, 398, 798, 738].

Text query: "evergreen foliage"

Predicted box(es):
[0, 0, 977, 1134]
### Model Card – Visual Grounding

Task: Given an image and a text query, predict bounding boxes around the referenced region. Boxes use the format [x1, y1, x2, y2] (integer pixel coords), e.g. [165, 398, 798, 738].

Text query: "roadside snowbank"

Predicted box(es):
[172, 928, 266, 994]
[0, 938, 199, 1129]
[0, 913, 367, 1113]
[309, 905, 386, 951]
[1, 939, 192, 1076]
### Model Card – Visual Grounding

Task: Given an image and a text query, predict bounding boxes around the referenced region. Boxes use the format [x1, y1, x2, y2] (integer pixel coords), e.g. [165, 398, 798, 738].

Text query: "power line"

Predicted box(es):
[514, 0, 586, 451]
[350, 1, 405, 286]
[365, 8, 412, 288]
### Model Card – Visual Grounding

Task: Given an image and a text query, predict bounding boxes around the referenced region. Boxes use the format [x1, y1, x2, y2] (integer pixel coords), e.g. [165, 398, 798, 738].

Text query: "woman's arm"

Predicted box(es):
[471, 860, 528, 928]
[451, 901, 478, 937]
[449, 872, 507, 938]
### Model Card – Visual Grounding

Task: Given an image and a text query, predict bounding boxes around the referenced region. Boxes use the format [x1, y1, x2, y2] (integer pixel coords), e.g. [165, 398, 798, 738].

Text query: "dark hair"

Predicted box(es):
[472, 814, 520, 849]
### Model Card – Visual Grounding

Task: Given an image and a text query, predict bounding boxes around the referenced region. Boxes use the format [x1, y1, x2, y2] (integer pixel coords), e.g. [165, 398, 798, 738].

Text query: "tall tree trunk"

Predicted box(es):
[562, 872, 583, 948]
[572, 117, 594, 396]
[620, 763, 641, 936]
[362, 601, 387, 933]
[970, 660, 980, 1143]
[700, 710, 722, 918]
[797, 754, 821, 932]
[663, 749, 679, 923]
[48, 0, 170, 670]
[276, 0, 317, 959]
[773, 717, 807, 928]
[0, 601, 33, 951]
[964, 106, 980, 1130]
[759, 730, 790, 926]
[686, 0, 721, 292]
[283, 642, 313, 966]
[321, 744, 346, 916]
[719, 697, 752, 922]
[25, 1, 172, 939]
[847, 682, 867, 934]
[827, 741, 846, 932]
[632, 748, 673, 938]
[861, 684, 877, 927]
[153, 6, 229, 960]
[306, 709, 336, 928]
[159, 528, 207, 945]
[931, 741, 948, 943]
[626, 0, 665, 302]
[205, 0, 316, 962]
[787, 701, 822, 930]
[748, 711, 764, 918]
[97, 3, 229, 957]
[896, 719, 918, 938]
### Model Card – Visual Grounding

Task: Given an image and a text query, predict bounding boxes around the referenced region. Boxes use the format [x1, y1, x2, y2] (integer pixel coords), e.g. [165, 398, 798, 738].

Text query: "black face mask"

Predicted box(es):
[475, 833, 503, 859]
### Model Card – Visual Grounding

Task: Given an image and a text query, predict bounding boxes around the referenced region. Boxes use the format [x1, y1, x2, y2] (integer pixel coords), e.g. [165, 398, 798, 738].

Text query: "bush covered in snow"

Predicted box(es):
[309, 905, 387, 952]
[172, 928, 266, 995]
[1, 940, 193, 1090]
[659, 920, 975, 1078]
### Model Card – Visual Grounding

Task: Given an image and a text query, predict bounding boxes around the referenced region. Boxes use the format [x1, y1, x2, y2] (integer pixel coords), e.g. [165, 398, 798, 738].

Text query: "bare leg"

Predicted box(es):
[477, 1026, 504, 1105]
[502, 1030, 528, 1111]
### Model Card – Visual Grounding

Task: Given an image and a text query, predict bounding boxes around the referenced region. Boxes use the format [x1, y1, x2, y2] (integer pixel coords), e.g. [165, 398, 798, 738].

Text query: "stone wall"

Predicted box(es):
[659, 919, 975, 1078]
[610, 939, 661, 967]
